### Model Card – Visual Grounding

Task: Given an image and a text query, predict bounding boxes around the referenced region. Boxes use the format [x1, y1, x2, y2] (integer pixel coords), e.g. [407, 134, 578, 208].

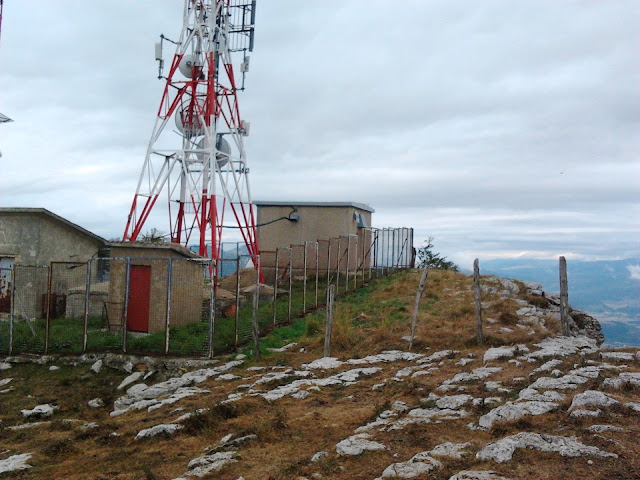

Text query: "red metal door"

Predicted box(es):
[127, 265, 151, 333]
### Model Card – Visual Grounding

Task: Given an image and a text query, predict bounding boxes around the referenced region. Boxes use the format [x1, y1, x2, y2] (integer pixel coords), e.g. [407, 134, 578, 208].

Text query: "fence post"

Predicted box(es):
[380, 229, 385, 276]
[409, 228, 415, 267]
[409, 264, 429, 350]
[353, 235, 359, 290]
[83, 261, 92, 353]
[324, 284, 335, 357]
[208, 260, 216, 358]
[386, 228, 391, 275]
[164, 259, 173, 355]
[315, 241, 319, 309]
[45, 265, 52, 355]
[361, 231, 366, 286]
[8, 265, 15, 355]
[234, 256, 241, 347]
[559, 256, 570, 336]
[370, 229, 376, 279]
[345, 236, 351, 294]
[336, 237, 341, 293]
[326, 242, 331, 292]
[391, 229, 396, 272]
[273, 249, 279, 327]
[399, 228, 408, 269]
[473, 258, 483, 346]
[252, 256, 261, 360]
[303, 242, 308, 313]
[385, 228, 391, 276]
[288, 247, 293, 322]
[122, 258, 131, 353]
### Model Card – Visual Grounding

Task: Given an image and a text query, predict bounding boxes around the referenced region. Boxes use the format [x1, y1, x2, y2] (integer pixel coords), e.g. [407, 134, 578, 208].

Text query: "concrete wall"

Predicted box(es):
[107, 246, 204, 333]
[256, 204, 374, 280]
[0, 211, 104, 320]
[0, 211, 103, 266]
[256, 204, 372, 252]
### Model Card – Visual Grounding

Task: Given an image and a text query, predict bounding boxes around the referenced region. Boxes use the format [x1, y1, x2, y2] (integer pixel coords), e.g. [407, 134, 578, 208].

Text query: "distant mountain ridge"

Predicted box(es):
[474, 258, 640, 347]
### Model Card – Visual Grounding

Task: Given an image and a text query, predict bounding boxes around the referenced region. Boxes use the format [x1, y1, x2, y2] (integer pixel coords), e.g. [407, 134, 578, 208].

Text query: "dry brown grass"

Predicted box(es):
[0, 269, 638, 479]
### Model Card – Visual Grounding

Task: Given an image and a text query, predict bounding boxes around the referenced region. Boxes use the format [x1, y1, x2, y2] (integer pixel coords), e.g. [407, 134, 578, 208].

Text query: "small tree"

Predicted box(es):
[416, 237, 458, 271]
[140, 227, 168, 243]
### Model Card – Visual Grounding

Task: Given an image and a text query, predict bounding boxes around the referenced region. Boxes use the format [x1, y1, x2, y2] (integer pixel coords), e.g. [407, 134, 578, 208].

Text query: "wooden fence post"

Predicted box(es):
[559, 256, 570, 336]
[473, 258, 483, 346]
[324, 284, 335, 357]
[409, 264, 429, 350]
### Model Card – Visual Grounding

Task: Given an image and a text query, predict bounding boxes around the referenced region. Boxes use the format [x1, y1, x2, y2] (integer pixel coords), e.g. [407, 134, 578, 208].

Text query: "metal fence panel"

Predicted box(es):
[217, 256, 255, 350]
[291, 244, 305, 312]
[166, 259, 212, 357]
[0, 226, 413, 357]
[85, 258, 126, 353]
[214, 257, 240, 352]
[9, 265, 49, 355]
[272, 248, 291, 327]
[45, 262, 88, 354]
[305, 241, 319, 310]
[0, 267, 12, 355]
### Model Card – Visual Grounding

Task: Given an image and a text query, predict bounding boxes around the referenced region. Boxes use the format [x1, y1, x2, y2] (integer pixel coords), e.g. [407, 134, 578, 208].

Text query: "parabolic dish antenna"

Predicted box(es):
[178, 54, 202, 78]
[175, 103, 205, 136]
[196, 135, 231, 167]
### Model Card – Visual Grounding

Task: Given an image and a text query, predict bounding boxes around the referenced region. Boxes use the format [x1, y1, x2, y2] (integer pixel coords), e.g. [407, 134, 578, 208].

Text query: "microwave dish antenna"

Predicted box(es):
[123, 0, 259, 276]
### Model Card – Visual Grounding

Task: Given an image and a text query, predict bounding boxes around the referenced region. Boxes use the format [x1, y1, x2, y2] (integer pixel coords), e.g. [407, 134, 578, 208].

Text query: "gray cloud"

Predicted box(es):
[1, 1, 638, 261]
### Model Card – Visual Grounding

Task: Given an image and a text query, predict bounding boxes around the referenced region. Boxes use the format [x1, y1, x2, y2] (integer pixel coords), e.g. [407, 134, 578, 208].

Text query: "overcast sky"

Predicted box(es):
[0, 1, 638, 268]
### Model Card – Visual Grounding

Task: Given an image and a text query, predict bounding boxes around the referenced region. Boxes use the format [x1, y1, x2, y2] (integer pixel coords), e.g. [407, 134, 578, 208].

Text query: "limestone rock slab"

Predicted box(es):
[381, 451, 441, 478]
[0, 453, 33, 474]
[430, 442, 471, 459]
[476, 432, 617, 463]
[21, 404, 58, 419]
[478, 401, 558, 429]
[184, 451, 237, 477]
[483, 347, 517, 363]
[529, 374, 589, 390]
[134, 423, 183, 440]
[336, 433, 386, 456]
[569, 390, 619, 411]
[448, 471, 512, 480]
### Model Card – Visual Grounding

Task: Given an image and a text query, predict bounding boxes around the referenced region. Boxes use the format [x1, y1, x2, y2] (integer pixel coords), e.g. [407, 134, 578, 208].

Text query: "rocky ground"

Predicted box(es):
[0, 272, 638, 479]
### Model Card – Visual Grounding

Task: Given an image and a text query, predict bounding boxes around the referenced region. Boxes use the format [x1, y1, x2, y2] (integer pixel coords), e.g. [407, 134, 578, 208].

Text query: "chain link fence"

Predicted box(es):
[0, 266, 13, 355]
[0, 227, 413, 357]
[7, 265, 49, 355]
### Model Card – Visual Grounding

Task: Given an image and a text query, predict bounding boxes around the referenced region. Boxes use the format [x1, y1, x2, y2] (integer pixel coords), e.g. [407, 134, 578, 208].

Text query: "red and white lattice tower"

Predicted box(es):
[0, 0, 4, 44]
[123, 0, 258, 268]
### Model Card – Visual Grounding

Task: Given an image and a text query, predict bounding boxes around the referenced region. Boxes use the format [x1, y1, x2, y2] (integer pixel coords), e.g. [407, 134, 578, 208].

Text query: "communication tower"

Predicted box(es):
[0, 0, 4, 44]
[123, 0, 259, 270]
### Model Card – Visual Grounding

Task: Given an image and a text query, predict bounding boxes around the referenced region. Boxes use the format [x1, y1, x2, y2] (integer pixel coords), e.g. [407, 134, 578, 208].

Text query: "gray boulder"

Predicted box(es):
[476, 432, 617, 463]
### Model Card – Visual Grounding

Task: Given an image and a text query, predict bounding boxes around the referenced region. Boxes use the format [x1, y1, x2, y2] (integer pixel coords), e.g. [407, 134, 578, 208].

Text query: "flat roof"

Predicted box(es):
[253, 201, 375, 213]
[107, 241, 202, 259]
